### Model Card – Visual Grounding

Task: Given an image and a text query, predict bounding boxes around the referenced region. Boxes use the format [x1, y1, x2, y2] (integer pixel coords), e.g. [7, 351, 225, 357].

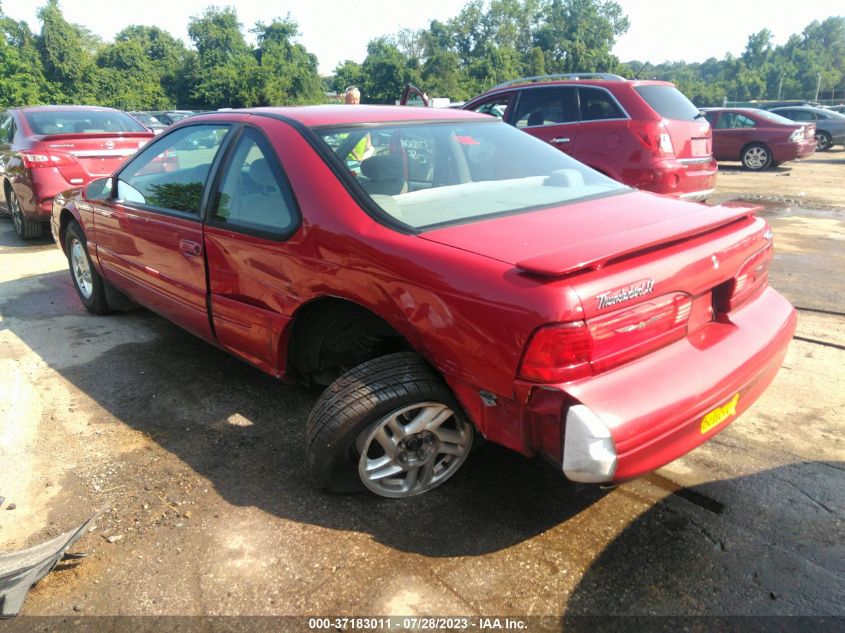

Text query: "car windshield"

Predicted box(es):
[753, 110, 799, 125]
[24, 109, 147, 135]
[132, 113, 164, 126]
[314, 120, 626, 230]
[634, 85, 700, 121]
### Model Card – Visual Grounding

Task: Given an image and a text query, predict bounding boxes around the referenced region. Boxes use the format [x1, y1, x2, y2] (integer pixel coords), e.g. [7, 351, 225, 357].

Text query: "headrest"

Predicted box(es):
[248, 158, 276, 188]
[361, 154, 403, 181]
[527, 111, 544, 127]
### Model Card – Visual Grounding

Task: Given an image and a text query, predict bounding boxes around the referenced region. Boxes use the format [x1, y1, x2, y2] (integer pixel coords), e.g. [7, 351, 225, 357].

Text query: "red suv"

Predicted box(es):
[404, 74, 718, 200]
[52, 106, 794, 498]
[0, 106, 153, 239]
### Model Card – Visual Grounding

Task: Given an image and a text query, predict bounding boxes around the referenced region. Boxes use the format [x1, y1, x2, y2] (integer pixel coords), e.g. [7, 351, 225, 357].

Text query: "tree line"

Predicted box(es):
[1, 0, 843, 112]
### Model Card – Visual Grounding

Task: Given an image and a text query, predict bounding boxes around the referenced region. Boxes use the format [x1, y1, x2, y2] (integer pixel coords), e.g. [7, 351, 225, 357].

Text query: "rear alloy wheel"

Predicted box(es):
[741, 143, 772, 171]
[306, 352, 473, 498]
[65, 221, 111, 315]
[815, 131, 833, 152]
[9, 190, 43, 239]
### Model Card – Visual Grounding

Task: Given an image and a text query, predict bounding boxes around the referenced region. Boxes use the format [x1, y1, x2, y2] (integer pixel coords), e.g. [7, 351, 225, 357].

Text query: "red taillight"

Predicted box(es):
[588, 293, 692, 372]
[519, 322, 593, 383]
[728, 243, 773, 310]
[519, 293, 693, 383]
[629, 120, 675, 157]
[20, 151, 77, 169]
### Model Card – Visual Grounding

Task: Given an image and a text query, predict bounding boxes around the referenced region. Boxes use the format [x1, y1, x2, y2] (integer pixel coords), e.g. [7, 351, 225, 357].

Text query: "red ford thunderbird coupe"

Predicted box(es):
[52, 106, 796, 498]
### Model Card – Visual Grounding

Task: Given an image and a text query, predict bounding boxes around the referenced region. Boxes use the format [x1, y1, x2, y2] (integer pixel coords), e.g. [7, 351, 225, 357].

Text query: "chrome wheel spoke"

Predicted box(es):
[367, 461, 404, 481]
[406, 404, 452, 435]
[357, 401, 472, 498]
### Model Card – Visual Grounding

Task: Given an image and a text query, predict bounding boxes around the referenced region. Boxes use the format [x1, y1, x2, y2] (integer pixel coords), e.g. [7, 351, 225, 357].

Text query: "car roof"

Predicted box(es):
[476, 77, 673, 97]
[14, 105, 124, 113]
[212, 105, 486, 127]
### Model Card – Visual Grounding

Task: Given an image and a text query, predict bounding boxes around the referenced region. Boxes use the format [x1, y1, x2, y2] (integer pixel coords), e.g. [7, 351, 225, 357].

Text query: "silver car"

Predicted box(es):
[771, 106, 845, 151]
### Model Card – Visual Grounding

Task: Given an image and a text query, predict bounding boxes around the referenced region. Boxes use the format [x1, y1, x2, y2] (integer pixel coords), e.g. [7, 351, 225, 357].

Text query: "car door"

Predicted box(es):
[573, 86, 630, 174]
[509, 86, 579, 156]
[93, 123, 232, 340]
[711, 112, 752, 160]
[202, 124, 301, 374]
[0, 113, 11, 191]
[400, 84, 430, 107]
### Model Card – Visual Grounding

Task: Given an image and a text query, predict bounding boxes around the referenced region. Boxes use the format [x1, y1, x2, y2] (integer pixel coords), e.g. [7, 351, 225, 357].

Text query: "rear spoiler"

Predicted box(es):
[35, 132, 152, 142]
[516, 202, 761, 278]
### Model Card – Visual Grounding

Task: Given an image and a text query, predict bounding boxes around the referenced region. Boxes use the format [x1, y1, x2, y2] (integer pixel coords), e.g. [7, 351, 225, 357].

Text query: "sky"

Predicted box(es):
[2, 0, 840, 75]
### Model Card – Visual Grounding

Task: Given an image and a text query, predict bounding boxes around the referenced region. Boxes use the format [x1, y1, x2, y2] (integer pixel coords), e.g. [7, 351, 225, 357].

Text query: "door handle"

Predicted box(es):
[179, 239, 202, 257]
[551, 137, 571, 144]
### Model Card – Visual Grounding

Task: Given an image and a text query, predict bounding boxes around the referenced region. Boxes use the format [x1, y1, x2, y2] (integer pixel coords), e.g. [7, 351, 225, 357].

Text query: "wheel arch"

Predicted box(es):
[282, 295, 421, 386]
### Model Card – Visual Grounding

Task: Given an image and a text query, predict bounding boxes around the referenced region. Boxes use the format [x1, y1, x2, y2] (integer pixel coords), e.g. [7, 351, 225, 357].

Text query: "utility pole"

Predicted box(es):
[778, 77, 783, 100]
[815, 73, 821, 101]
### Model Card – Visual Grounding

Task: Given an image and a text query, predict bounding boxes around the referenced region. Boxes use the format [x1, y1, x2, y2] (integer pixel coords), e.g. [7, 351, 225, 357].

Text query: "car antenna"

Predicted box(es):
[632, 62, 650, 80]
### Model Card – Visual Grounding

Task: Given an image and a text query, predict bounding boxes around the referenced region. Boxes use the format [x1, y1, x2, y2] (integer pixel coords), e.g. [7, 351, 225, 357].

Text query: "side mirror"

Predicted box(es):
[84, 177, 112, 201]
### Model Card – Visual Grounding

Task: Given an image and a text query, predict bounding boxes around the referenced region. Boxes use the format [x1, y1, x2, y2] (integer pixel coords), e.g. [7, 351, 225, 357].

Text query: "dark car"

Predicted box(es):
[702, 108, 815, 170]
[769, 106, 845, 151]
[0, 106, 154, 239]
[403, 74, 717, 200]
[149, 110, 195, 125]
[52, 106, 795, 498]
[128, 111, 168, 135]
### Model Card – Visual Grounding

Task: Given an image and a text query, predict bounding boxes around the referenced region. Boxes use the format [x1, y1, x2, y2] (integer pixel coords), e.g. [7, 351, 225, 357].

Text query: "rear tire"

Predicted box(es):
[9, 190, 43, 239]
[306, 352, 473, 498]
[65, 221, 111, 315]
[815, 131, 832, 151]
[741, 143, 772, 171]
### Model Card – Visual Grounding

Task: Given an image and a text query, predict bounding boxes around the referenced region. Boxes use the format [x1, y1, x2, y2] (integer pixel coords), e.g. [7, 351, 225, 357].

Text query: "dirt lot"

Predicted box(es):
[0, 152, 843, 629]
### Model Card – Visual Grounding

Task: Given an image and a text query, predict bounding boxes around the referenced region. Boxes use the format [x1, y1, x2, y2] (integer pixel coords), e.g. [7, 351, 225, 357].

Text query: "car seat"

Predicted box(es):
[360, 154, 407, 196]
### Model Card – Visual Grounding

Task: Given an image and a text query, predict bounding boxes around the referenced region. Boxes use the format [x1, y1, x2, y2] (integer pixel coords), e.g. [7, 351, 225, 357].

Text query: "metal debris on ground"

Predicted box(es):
[0, 513, 97, 618]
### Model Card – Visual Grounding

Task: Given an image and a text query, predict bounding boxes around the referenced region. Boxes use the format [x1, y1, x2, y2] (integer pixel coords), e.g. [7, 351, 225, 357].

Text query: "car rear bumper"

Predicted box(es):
[771, 140, 815, 163]
[624, 157, 718, 200]
[20, 169, 80, 220]
[518, 286, 796, 483]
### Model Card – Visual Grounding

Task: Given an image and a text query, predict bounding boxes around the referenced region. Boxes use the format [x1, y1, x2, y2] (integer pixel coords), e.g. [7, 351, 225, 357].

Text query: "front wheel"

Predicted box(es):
[741, 143, 772, 170]
[65, 221, 111, 315]
[306, 352, 474, 498]
[815, 131, 833, 151]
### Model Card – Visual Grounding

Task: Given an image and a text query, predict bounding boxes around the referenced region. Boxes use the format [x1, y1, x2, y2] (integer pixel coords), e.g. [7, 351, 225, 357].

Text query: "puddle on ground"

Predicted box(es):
[708, 194, 844, 219]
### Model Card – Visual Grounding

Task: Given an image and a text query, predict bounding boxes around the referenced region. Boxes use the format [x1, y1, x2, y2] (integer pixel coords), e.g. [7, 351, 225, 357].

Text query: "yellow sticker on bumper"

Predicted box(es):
[700, 393, 740, 434]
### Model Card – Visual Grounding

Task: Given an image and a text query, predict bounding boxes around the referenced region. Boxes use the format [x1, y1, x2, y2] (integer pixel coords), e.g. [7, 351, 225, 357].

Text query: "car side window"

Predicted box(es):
[735, 115, 755, 128]
[211, 127, 297, 235]
[512, 87, 578, 128]
[0, 115, 10, 144]
[578, 88, 625, 121]
[470, 96, 511, 119]
[116, 125, 230, 215]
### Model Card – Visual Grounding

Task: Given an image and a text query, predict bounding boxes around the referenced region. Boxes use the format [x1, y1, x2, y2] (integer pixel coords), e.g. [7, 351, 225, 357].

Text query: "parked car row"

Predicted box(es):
[0, 106, 155, 239]
[405, 76, 840, 181]
[45, 103, 796, 498]
[403, 74, 719, 200]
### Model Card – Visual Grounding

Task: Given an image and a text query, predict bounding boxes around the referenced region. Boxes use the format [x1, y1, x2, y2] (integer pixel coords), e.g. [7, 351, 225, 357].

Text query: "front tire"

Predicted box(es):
[815, 131, 832, 151]
[9, 190, 43, 239]
[306, 352, 473, 498]
[65, 221, 111, 315]
[741, 143, 772, 171]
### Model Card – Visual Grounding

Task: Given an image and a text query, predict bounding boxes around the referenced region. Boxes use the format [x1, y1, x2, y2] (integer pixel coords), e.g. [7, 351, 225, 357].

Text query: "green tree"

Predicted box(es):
[253, 17, 323, 105]
[360, 37, 421, 103]
[185, 7, 259, 108]
[36, 0, 99, 101]
[0, 7, 51, 106]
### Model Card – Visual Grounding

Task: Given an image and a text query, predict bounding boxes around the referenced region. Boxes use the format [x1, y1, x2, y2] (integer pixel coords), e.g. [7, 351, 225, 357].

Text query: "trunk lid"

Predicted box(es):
[420, 191, 757, 278]
[632, 84, 712, 159]
[37, 133, 152, 182]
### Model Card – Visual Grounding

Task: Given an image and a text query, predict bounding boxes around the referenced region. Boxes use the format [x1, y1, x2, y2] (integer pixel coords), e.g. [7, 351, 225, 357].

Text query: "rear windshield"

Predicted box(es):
[314, 120, 625, 230]
[24, 110, 147, 135]
[634, 85, 700, 121]
[754, 109, 800, 125]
